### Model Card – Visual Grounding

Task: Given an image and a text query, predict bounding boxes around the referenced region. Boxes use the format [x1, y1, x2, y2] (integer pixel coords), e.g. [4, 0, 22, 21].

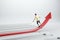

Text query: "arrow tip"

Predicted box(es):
[45, 12, 52, 19]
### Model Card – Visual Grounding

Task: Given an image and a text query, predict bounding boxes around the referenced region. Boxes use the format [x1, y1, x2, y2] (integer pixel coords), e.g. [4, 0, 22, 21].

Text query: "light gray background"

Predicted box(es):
[0, 0, 60, 25]
[0, 0, 60, 40]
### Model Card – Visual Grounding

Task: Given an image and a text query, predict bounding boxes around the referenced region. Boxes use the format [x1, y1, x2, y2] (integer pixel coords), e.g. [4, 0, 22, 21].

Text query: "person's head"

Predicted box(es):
[35, 13, 37, 16]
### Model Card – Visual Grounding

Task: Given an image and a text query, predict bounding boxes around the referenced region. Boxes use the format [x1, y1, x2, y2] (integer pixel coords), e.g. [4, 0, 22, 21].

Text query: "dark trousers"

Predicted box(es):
[36, 20, 40, 26]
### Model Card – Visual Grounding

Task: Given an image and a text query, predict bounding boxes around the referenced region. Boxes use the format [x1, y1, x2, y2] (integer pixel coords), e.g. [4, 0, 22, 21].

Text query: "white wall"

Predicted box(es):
[0, 0, 60, 25]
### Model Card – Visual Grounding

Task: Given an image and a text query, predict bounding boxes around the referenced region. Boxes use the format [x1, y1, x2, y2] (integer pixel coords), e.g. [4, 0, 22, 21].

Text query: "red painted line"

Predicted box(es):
[0, 12, 52, 37]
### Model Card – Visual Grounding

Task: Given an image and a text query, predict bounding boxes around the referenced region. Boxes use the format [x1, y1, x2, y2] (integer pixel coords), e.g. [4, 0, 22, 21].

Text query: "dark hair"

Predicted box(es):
[35, 13, 37, 15]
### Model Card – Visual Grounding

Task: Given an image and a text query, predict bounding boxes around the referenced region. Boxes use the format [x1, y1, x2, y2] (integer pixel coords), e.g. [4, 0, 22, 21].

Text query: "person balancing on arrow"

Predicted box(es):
[33, 13, 41, 26]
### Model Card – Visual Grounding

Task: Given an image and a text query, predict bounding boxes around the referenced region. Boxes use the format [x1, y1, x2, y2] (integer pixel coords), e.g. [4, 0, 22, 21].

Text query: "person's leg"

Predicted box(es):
[38, 21, 40, 26]
[37, 20, 41, 27]
[38, 20, 41, 24]
[37, 21, 39, 26]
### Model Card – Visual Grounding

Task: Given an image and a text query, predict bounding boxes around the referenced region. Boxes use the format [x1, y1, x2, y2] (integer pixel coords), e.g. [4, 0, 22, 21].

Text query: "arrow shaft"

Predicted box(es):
[0, 13, 51, 37]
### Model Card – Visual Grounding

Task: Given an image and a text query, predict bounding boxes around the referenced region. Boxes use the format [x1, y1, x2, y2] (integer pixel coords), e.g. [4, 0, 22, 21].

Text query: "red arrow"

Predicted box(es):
[0, 12, 52, 37]
[38, 12, 51, 29]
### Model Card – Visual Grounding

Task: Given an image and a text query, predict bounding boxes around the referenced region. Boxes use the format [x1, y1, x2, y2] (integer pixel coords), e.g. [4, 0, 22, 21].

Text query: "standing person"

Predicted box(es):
[33, 13, 41, 26]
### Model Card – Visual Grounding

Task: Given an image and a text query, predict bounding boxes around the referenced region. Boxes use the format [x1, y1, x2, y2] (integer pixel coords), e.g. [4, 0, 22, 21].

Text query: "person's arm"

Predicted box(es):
[33, 17, 35, 22]
[38, 15, 40, 18]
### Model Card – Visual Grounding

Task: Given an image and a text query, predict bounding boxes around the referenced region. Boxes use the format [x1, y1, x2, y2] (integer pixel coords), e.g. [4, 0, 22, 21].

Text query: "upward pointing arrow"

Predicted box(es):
[0, 12, 52, 37]
[45, 12, 51, 19]
[38, 12, 52, 30]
